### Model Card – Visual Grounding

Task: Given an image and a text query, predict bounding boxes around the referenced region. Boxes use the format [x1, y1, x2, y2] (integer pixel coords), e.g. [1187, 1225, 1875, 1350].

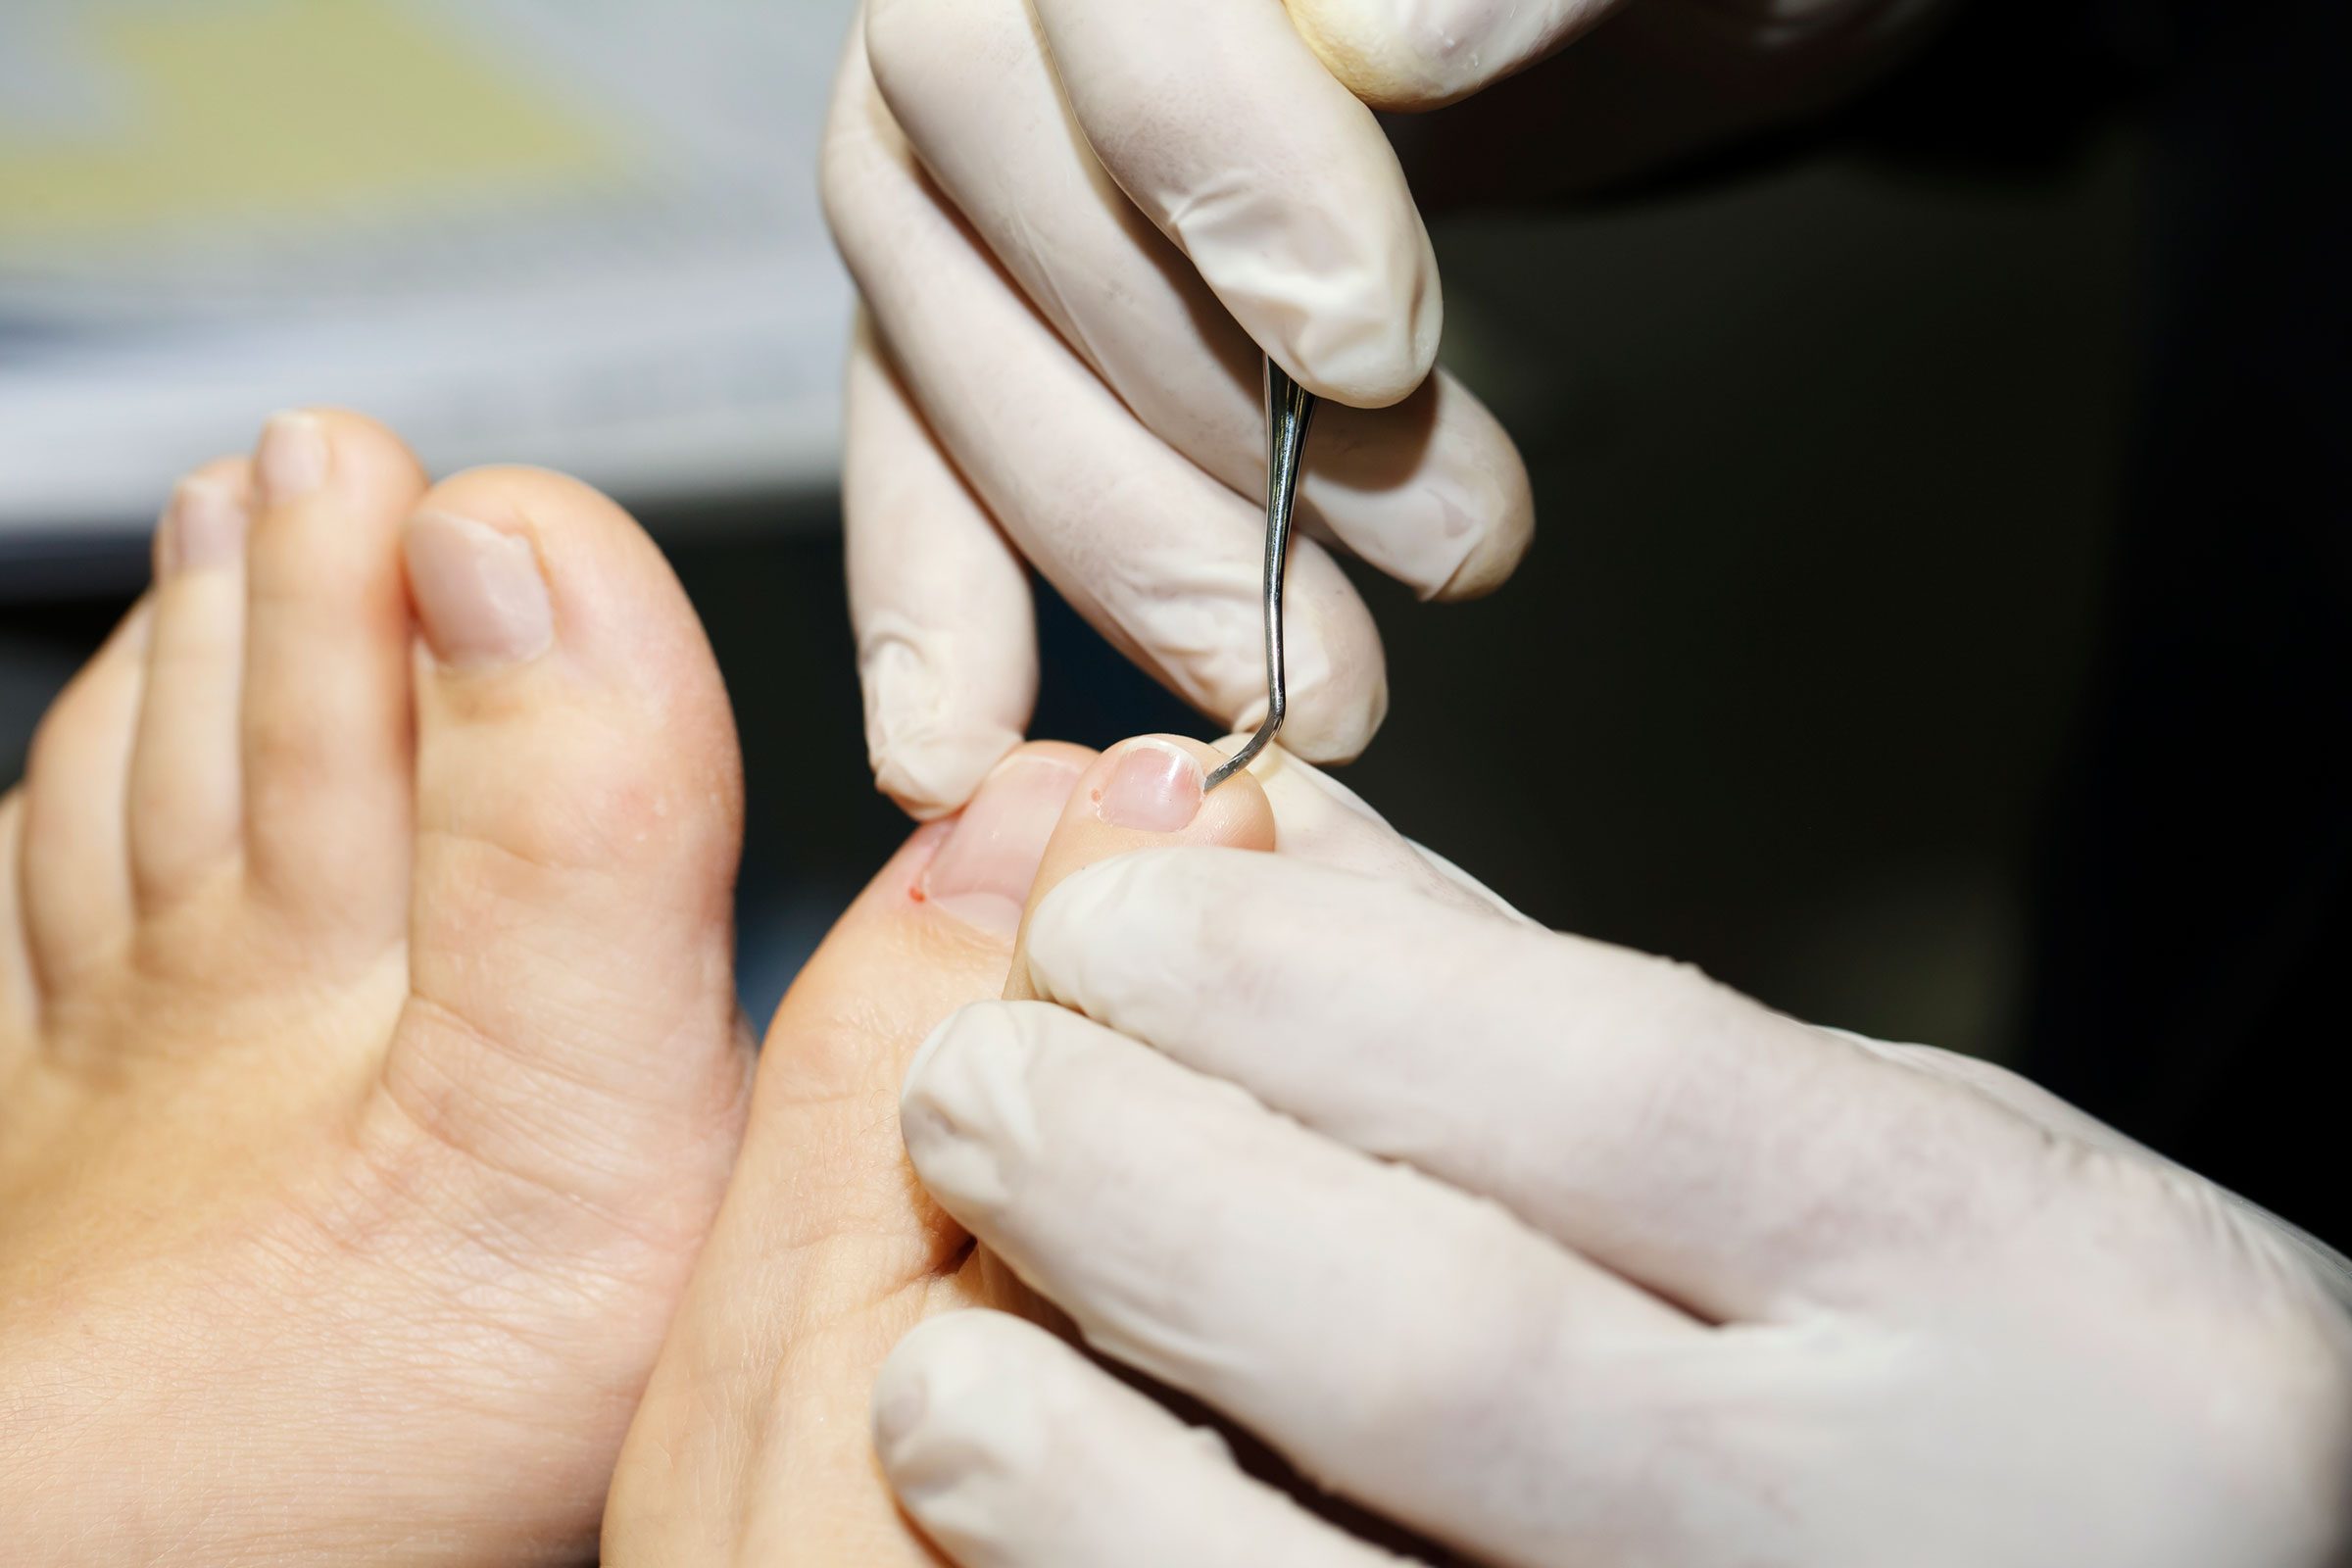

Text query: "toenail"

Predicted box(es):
[165, 479, 249, 575]
[921, 754, 1085, 939]
[1096, 740, 1203, 833]
[404, 510, 556, 672]
[255, 411, 329, 504]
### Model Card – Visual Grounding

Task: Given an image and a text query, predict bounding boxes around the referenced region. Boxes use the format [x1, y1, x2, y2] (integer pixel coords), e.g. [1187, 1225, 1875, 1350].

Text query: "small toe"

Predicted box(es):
[381, 466, 749, 1216]
[239, 409, 428, 945]
[20, 602, 150, 997]
[0, 790, 35, 1041]
[127, 458, 254, 910]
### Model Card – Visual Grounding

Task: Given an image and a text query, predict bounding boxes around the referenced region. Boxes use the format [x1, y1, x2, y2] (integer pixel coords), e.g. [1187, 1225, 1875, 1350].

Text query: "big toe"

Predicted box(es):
[605, 737, 1273, 1565]
[604, 741, 1090, 1564]
[746, 741, 1099, 1286]
[378, 466, 749, 1227]
[1005, 734, 1277, 1001]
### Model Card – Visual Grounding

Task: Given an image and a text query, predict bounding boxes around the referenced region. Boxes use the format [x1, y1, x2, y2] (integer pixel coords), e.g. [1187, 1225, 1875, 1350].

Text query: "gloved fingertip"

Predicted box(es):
[861, 642, 1027, 820]
[900, 1002, 1049, 1221]
[1256, 656, 1388, 765]
[1290, 358, 1430, 413]
[874, 735, 1021, 821]
[1275, 279, 1445, 411]
[870, 1355, 930, 1458]
[1285, 12, 1476, 110]
[1421, 468, 1535, 604]
[873, 1312, 1063, 1518]
[1183, 191, 1441, 411]
[1370, 443, 1533, 605]
[870, 1314, 1010, 1502]
[1285, 0, 1599, 110]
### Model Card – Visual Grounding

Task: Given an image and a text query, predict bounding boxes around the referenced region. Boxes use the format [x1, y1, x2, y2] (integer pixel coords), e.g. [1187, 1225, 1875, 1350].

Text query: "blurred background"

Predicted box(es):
[2, 0, 2342, 1242]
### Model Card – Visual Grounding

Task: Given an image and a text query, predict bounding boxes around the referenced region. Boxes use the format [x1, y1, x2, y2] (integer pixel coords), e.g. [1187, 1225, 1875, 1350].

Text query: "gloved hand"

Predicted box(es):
[821, 0, 1542, 818]
[875, 848, 2352, 1567]
[820, 0, 1956, 818]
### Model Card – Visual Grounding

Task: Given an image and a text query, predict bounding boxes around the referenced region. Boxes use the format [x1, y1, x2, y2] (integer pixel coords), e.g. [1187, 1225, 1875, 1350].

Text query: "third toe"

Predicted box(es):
[237, 410, 428, 948]
[127, 460, 254, 912]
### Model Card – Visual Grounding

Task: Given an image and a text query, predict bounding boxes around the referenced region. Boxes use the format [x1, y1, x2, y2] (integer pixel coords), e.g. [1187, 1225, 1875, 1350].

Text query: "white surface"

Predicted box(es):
[0, 0, 856, 545]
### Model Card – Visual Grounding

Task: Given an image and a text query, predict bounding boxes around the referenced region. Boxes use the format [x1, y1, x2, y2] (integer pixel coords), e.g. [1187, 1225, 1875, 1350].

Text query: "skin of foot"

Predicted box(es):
[600, 734, 1283, 1564]
[0, 412, 753, 1565]
[600, 731, 1500, 1562]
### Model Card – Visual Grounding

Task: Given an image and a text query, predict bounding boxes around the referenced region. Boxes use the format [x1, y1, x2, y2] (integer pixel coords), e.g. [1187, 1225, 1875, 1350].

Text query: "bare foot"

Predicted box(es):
[603, 735, 1287, 1563]
[0, 413, 751, 1565]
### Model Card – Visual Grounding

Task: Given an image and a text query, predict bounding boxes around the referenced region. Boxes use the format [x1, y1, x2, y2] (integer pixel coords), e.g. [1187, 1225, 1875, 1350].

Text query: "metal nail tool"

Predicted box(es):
[1204, 358, 1318, 791]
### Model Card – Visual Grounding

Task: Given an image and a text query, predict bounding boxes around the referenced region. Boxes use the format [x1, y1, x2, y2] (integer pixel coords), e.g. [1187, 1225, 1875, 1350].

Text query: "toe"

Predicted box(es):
[127, 458, 254, 910]
[1004, 734, 1277, 1001]
[380, 466, 749, 1219]
[0, 790, 33, 1043]
[758, 742, 1095, 1252]
[20, 602, 149, 999]
[610, 736, 1275, 1567]
[239, 409, 428, 944]
[606, 741, 1091, 1567]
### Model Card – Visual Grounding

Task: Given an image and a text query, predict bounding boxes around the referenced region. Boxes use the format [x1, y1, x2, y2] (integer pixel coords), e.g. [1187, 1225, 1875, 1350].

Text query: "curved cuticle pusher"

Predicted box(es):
[1204, 358, 1318, 791]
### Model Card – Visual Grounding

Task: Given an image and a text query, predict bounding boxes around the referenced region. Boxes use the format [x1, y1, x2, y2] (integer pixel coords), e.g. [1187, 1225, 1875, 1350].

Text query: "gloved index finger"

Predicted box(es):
[1030, 0, 1442, 407]
[1017, 848, 2091, 1324]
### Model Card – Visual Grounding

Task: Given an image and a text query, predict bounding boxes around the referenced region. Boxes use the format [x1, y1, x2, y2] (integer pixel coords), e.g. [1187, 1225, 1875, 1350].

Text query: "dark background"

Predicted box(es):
[3, 0, 2342, 1243]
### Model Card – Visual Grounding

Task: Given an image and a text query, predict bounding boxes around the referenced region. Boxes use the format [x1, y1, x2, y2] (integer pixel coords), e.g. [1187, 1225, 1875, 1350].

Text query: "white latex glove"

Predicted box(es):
[821, 0, 1958, 817]
[877, 848, 2352, 1568]
[823, 0, 1544, 817]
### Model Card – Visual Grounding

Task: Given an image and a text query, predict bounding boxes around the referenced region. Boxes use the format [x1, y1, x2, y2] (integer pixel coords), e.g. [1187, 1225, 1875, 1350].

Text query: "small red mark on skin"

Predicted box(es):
[907, 886, 926, 904]
[1090, 787, 1104, 804]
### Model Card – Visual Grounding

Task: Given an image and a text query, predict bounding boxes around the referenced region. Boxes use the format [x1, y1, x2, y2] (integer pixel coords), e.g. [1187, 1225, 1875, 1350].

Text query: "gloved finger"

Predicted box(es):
[873, 1311, 1412, 1568]
[864, 0, 1531, 601]
[1851, 1035, 2352, 1303]
[1018, 849, 2076, 1322]
[1027, 0, 1441, 407]
[1283, 0, 1625, 111]
[844, 315, 1036, 818]
[1849, 1034, 2169, 1159]
[900, 1000, 1702, 1568]
[823, 21, 1391, 760]
[1239, 740, 1527, 919]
